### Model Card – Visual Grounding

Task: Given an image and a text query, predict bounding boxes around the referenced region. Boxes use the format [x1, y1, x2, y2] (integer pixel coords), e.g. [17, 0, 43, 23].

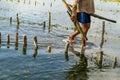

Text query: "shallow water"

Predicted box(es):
[0, 0, 120, 80]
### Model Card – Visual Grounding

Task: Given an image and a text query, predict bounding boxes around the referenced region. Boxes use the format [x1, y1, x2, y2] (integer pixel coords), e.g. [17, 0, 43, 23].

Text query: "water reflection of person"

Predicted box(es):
[66, 61, 88, 80]
[66, 44, 88, 80]
[67, 0, 95, 51]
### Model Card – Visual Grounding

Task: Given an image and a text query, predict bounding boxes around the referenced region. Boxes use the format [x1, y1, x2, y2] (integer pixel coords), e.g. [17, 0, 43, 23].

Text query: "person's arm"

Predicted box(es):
[71, 0, 79, 22]
[71, 0, 77, 16]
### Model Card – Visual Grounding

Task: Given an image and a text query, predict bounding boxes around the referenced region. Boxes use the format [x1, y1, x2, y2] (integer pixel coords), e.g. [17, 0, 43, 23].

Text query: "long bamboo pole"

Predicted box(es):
[91, 14, 116, 23]
[62, 0, 116, 24]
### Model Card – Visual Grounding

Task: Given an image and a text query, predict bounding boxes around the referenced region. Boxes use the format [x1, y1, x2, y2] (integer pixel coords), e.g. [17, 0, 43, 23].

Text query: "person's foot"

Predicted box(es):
[67, 36, 76, 43]
[68, 35, 74, 41]
[81, 45, 86, 54]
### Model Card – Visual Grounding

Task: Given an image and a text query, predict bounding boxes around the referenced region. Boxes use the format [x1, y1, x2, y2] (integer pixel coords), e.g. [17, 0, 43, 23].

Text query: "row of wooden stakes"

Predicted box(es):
[10, 12, 51, 32]
[0, 32, 52, 58]
[4, 0, 55, 7]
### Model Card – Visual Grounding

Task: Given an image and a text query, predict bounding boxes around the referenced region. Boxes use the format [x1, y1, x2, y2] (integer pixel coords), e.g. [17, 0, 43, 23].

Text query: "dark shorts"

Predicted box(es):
[77, 12, 91, 23]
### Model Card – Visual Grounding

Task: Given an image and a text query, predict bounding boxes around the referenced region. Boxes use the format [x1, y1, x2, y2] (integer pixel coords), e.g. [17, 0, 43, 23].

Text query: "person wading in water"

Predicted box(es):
[68, 0, 95, 52]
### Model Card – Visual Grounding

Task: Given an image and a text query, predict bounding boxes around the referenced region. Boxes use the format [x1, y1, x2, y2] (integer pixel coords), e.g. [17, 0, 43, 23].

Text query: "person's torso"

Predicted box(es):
[76, 0, 95, 14]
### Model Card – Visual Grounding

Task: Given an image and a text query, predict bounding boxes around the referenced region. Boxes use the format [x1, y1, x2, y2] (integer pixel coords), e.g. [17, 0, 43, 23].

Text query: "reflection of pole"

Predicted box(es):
[6, 34, 10, 48]
[79, 55, 88, 69]
[43, 21, 46, 32]
[10, 17, 12, 24]
[0, 32, 1, 48]
[15, 33, 18, 50]
[48, 12, 51, 33]
[100, 21, 105, 49]
[33, 36, 38, 58]
[16, 24, 19, 29]
[33, 48, 38, 58]
[16, 13, 20, 25]
[97, 51, 103, 68]
[22, 35, 27, 55]
[113, 57, 117, 68]
[64, 42, 69, 61]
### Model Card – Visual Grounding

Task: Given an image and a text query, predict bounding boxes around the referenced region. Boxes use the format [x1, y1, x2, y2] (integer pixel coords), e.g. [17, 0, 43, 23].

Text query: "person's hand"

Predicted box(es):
[68, 4, 72, 8]
[71, 15, 77, 23]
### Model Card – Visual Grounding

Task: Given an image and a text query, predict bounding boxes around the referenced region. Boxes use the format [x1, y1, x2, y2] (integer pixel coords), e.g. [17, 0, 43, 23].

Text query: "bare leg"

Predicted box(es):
[68, 23, 91, 56]
[68, 30, 80, 41]
[68, 23, 90, 45]
[81, 23, 90, 47]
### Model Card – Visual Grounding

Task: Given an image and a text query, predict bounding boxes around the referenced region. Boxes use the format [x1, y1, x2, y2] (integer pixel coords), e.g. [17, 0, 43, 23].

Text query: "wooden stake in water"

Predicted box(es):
[97, 51, 103, 68]
[113, 57, 117, 68]
[35, 1, 37, 6]
[64, 42, 69, 61]
[48, 12, 51, 33]
[16, 13, 20, 25]
[6, 34, 10, 48]
[10, 17, 12, 24]
[100, 21, 105, 49]
[22, 35, 27, 55]
[15, 33, 18, 50]
[33, 36, 38, 58]
[47, 46, 51, 53]
[24, 0, 25, 4]
[18, 0, 20, 2]
[50, 2, 52, 7]
[29, 0, 30, 4]
[33, 36, 38, 50]
[43, 2, 45, 6]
